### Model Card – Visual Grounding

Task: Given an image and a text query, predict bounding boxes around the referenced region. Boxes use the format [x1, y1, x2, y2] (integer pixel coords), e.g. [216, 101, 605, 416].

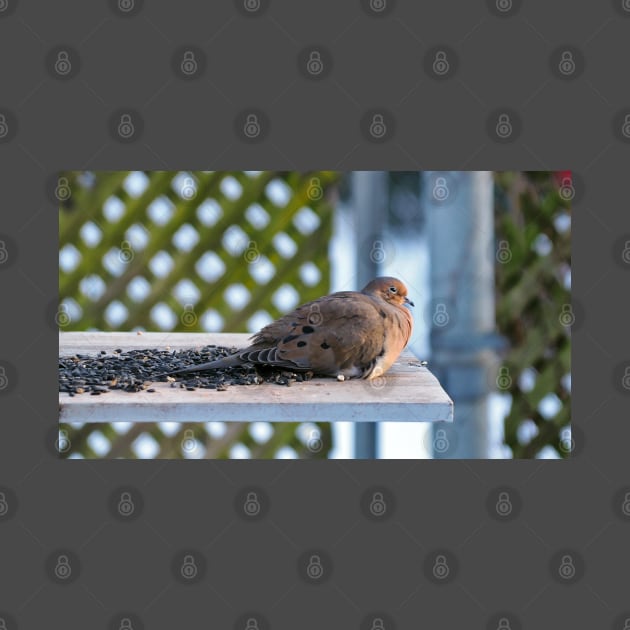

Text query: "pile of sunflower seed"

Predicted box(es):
[59, 345, 313, 396]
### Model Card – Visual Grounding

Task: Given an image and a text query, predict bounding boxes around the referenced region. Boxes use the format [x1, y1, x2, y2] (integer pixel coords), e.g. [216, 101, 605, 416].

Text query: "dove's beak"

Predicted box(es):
[404, 296, 414, 308]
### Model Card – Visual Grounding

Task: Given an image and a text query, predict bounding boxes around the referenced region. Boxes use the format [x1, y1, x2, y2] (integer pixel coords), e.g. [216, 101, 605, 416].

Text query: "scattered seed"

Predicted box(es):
[59, 344, 314, 395]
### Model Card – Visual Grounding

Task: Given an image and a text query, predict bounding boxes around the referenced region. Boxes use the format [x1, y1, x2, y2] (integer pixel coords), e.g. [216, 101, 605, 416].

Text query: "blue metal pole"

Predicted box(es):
[353, 171, 388, 459]
[423, 171, 497, 458]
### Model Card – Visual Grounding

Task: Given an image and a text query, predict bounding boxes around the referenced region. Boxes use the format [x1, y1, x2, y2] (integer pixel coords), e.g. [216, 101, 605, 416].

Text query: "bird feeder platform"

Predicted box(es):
[59, 332, 454, 424]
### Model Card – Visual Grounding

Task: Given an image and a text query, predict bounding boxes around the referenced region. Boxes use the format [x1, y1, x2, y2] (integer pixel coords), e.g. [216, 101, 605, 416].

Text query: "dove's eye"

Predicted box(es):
[389, 286, 397, 293]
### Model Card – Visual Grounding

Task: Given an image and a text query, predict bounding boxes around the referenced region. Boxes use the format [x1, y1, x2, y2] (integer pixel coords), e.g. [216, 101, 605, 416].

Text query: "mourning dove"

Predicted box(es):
[170, 277, 414, 380]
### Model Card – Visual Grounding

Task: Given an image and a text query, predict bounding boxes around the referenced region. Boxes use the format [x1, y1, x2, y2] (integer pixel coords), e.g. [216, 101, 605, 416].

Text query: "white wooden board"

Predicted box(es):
[59, 332, 454, 424]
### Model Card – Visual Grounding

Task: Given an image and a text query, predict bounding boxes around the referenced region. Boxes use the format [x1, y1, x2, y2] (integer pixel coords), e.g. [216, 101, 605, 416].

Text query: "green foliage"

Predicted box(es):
[59, 171, 339, 332]
[61, 420, 333, 460]
[494, 171, 571, 458]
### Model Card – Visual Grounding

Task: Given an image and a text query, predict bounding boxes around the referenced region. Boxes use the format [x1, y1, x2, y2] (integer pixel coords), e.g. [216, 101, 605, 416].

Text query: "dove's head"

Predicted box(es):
[362, 277, 414, 308]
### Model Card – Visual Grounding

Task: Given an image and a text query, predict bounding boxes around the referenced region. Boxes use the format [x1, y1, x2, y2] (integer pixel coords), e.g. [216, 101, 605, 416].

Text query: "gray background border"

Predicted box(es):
[1, 0, 629, 628]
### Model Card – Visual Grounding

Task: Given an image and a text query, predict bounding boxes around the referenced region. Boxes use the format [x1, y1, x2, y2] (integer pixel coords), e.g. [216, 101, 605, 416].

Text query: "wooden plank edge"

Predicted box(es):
[59, 399, 454, 424]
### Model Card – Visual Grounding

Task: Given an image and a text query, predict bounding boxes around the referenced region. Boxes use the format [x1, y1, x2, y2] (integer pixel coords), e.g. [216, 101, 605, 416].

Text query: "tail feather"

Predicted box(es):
[164, 353, 244, 375]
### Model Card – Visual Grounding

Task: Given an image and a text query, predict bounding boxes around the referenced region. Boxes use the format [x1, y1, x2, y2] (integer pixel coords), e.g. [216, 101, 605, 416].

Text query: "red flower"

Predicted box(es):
[554, 170, 571, 187]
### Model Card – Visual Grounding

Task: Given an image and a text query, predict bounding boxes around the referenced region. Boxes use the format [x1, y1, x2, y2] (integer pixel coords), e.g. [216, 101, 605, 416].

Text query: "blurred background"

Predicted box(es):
[58, 170, 571, 459]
